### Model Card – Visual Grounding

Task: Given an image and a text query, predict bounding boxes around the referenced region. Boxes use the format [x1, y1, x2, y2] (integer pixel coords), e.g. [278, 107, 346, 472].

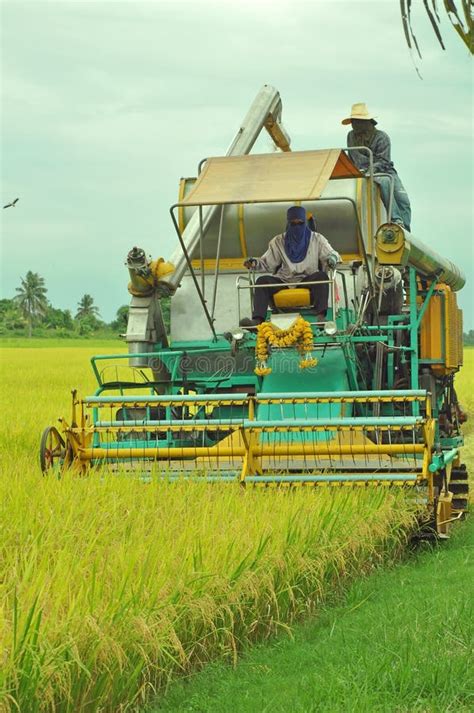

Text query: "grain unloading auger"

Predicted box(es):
[41, 85, 468, 537]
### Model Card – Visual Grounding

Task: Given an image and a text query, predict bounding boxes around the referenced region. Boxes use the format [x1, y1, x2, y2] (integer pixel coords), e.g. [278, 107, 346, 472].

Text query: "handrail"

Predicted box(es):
[168, 147, 379, 339]
[236, 273, 336, 323]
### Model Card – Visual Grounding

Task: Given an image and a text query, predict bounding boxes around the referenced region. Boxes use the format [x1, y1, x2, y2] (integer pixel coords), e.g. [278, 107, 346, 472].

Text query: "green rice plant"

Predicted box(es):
[0, 347, 471, 712]
[0, 472, 417, 711]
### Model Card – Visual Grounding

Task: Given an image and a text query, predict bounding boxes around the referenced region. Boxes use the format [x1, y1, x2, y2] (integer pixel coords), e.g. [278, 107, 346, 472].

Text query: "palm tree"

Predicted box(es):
[15, 271, 48, 337]
[76, 294, 100, 320]
[401, 1, 473, 56]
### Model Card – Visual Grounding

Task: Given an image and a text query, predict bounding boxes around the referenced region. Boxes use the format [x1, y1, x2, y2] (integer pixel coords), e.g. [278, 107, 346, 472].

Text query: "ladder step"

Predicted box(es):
[451, 467, 469, 480]
[452, 498, 469, 511]
[448, 482, 469, 494]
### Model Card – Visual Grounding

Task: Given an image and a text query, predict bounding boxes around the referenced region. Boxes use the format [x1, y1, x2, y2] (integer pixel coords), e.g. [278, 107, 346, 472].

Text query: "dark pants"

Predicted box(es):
[252, 272, 329, 320]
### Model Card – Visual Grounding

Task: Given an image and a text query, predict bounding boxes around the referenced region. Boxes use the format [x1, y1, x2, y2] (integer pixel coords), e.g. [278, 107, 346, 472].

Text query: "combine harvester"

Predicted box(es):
[41, 86, 468, 537]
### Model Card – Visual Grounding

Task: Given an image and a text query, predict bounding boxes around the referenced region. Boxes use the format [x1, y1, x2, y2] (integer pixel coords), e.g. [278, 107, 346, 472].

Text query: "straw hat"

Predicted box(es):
[341, 102, 377, 125]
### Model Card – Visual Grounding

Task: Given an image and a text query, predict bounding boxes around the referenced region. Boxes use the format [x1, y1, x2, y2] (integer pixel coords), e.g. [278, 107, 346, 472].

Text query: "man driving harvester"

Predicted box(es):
[240, 205, 340, 327]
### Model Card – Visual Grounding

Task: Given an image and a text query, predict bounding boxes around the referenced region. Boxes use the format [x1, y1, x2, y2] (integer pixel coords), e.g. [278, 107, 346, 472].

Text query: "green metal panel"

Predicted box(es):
[257, 348, 350, 445]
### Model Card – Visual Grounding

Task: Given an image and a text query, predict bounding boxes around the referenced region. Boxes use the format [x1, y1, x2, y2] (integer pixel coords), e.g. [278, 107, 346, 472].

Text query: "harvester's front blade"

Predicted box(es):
[66, 390, 434, 490]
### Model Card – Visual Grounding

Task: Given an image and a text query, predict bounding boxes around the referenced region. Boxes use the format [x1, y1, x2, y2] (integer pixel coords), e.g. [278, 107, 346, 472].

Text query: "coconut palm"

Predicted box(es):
[401, 1, 473, 56]
[15, 271, 48, 337]
[76, 294, 100, 320]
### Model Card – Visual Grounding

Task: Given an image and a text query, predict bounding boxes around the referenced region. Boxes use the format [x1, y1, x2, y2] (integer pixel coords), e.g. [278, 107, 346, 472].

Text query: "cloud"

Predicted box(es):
[1, 0, 472, 324]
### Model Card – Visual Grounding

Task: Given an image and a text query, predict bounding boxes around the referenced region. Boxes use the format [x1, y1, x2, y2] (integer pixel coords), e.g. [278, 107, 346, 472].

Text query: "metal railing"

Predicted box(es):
[70, 389, 432, 483]
[374, 173, 395, 222]
[169, 146, 378, 339]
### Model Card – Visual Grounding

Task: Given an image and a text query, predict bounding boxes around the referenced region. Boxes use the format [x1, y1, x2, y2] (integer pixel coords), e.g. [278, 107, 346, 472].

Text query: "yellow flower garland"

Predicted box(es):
[254, 317, 318, 375]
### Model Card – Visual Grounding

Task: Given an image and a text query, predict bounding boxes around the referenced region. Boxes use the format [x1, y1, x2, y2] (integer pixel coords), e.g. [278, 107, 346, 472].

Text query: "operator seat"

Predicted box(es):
[272, 288, 311, 311]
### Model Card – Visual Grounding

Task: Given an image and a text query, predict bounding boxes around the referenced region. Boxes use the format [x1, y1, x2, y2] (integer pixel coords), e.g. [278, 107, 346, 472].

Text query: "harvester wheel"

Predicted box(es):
[40, 426, 65, 474]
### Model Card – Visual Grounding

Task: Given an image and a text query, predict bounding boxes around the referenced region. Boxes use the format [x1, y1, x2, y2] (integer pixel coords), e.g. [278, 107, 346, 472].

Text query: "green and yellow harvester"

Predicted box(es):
[41, 86, 468, 537]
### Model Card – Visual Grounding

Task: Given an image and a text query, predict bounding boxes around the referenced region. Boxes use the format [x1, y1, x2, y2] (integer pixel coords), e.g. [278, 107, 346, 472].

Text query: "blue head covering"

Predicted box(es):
[284, 206, 311, 263]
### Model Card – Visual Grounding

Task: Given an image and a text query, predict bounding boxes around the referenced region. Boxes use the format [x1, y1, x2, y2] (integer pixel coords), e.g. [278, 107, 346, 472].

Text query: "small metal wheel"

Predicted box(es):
[40, 426, 65, 474]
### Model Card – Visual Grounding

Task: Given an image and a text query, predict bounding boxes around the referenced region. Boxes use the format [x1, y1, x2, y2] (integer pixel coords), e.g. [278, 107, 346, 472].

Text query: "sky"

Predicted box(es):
[1, 0, 473, 326]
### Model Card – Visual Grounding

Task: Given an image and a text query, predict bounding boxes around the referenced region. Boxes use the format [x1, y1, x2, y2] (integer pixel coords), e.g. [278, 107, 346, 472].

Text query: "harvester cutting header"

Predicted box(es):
[41, 85, 468, 537]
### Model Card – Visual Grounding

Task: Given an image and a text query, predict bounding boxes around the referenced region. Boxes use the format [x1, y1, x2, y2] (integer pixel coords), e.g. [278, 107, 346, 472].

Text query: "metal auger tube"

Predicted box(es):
[376, 223, 466, 291]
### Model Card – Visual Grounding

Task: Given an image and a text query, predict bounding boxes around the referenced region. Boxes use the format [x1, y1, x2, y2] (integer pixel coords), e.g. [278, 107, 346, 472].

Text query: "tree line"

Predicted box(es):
[1, 270, 472, 343]
[0, 271, 129, 338]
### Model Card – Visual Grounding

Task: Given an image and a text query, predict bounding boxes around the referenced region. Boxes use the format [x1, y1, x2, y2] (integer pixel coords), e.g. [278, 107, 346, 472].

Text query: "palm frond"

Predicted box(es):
[401, 0, 473, 55]
[423, 0, 446, 48]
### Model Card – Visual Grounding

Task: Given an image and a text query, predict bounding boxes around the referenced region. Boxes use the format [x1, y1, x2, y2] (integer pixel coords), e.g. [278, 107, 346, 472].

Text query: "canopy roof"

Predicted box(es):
[180, 149, 361, 207]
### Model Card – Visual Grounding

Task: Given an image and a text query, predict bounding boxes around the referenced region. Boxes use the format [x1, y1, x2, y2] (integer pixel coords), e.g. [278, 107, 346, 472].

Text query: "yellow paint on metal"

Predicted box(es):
[420, 292, 443, 363]
[375, 181, 381, 226]
[258, 395, 426, 404]
[178, 178, 187, 233]
[368, 179, 388, 251]
[83, 394, 427, 409]
[237, 204, 248, 257]
[367, 178, 373, 253]
[356, 177, 362, 225]
[375, 223, 406, 264]
[436, 491, 453, 537]
[127, 257, 175, 296]
[251, 480, 417, 489]
[128, 280, 153, 297]
[152, 258, 175, 279]
[190, 254, 362, 270]
[445, 288, 460, 370]
[190, 257, 246, 270]
[89, 424, 241, 433]
[240, 398, 262, 479]
[78, 443, 425, 461]
[75, 391, 433, 498]
[83, 397, 250, 409]
[457, 308, 463, 366]
[342, 252, 363, 261]
[352, 178, 366, 257]
[420, 284, 462, 374]
[85, 423, 424, 434]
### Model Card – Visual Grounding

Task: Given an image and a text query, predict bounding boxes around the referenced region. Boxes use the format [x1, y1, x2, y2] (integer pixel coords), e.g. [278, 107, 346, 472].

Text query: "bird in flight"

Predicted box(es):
[3, 198, 19, 209]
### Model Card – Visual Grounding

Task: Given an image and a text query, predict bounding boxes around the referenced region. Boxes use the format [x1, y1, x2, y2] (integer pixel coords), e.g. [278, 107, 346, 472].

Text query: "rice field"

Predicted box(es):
[0, 345, 471, 712]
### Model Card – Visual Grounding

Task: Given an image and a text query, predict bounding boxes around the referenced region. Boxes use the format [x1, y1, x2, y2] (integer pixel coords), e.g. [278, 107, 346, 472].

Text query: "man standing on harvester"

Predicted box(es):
[239, 205, 340, 327]
[342, 102, 412, 231]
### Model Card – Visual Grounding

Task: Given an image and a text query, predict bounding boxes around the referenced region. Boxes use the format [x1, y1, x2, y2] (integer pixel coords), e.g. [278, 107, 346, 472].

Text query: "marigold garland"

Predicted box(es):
[254, 317, 318, 375]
